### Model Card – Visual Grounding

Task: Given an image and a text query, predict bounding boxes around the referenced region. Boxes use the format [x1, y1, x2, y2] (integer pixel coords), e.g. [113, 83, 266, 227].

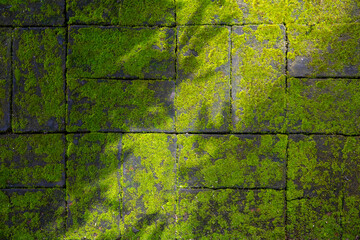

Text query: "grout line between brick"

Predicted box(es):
[9, 28, 13, 133]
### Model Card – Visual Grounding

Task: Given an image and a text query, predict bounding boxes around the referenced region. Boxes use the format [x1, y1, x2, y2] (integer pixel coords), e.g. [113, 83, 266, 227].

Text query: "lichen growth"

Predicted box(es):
[122, 133, 176, 239]
[13, 27, 66, 132]
[67, 26, 175, 79]
[66, 133, 122, 239]
[287, 78, 360, 134]
[67, 78, 174, 132]
[177, 134, 287, 189]
[231, 24, 286, 133]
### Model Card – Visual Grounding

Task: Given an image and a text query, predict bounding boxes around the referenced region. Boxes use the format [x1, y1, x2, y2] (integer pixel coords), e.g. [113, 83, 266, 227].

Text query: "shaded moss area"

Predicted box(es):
[177, 134, 287, 189]
[0, 134, 65, 188]
[67, 26, 175, 79]
[232, 24, 286, 133]
[287, 23, 360, 77]
[66, 133, 121, 239]
[0, 0, 65, 26]
[67, 78, 175, 132]
[176, 25, 230, 132]
[0, 189, 65, 240]
[12, 27, 66, 132]
[67, 0, 175, 26]
[0, 28, 11, 131]
[287, 78, 360, 134]
[122, 133, 176, 239]
[178, 189, 285, 239]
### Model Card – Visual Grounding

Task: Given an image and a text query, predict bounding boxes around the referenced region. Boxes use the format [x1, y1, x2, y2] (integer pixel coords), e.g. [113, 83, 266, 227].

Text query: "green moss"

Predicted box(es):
[67, 0, 175, 25]
[0, 134, 65, 188]
[122, 133, 176, 239]
[0, 28, 11, 79]
[67, 26, 175, 79]
[177, 134, 287, 188]
[67, 78, 174, 132]
[287, 23, 360, 77]
[13, 27, 66, 132]
[66, 133, 122, 239]
[231, 25, 286, 132]
[287, 78, 360, 134]
[178, 189, 285, 239]
[176, 26, 230, 132]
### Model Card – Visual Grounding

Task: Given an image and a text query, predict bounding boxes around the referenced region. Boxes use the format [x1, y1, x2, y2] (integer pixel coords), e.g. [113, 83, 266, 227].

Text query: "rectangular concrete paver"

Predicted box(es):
[122, 134, 176, 239]
[176, 25, 230, 132]
[67, 26, 175, 79]
[177, 134, 287, 189]
[0, 189, 65, 239]
[287, 78, 360, 134]
[12, 27, 66, 132]
[0, 28, 11, 131]
[177, 189, 285, 239]
[66, 133, 122, 239]
[0, 134, 65, 188]
[67, 78, 175, 132]
[231, 25, 286, 133]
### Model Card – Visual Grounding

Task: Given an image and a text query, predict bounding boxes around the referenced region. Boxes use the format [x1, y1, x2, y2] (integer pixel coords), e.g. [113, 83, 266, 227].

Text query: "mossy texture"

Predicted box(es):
[0, 28, 11, 131]
[13, 27, 66, 132]
[0, 189, 65, 240]
[122, 133, 176, 239]
[0, 134, 65, 188]
[0, 79, 10, 131]
[66, 133, 121, 239]
[67, 26, 175, 79]
[177, 134, 287, 189]
[67, 0, 175, 26]
[287, 78, 360, 134]
[67, 78, 175, 132]
[176, 0, 285, 25]
[176, 26, 230, 132]
[0, 0, 64, 26]
[178, 189, 285, 239]
[288, 23, 360, 77]
[232, 25, 286, 133]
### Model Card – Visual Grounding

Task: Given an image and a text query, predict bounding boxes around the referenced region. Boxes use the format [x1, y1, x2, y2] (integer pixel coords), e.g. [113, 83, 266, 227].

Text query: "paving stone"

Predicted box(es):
[342, 137, 360, 239]
[12, 27, 66, 132]
[67, 0, 175, 26]
[0, 0, 65, 26]
[176, 0, 285, 25]
[66, 133, 122, 239]
[231, 25, 286, 133]
[122, 134, 176, 239]
[177, 189, 285, 239]
[67, 26, 175, 79]
[67, 78, 175, 132]
[176, 26, 230, 132]
[177, 134, 287, 189]
[287, 0, 360, 24]
[288, 23, 360, 77]
[0, 28, 11, 132]
[287, 78, 360, 134]
[0, 134, 65, 188]
[0, 189, 65, 239]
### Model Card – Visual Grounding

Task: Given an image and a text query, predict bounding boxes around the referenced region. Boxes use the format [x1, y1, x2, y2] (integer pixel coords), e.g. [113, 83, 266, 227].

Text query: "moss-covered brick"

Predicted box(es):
[287, 23, 360, 77]
[0, 189, 65, 240]
[67, 0, 175, 26]
[287, 0, 360, 24]
[0, 0, 64, 26]
[0, 28, 11, 131]
[67, 78, 175, 132]
[12, 27, 66, 132]
[0, 134, 65, 188]
[66, 133, 122, 239]
[178, 189, 285, 239]
[67, 26, 175, 79]
[176, 0, 285, 25]
[231, 25, 286, 133]
[176, 26, 230, 132]
[122, 133, 176, 239]
[0, 79, 10, 132]
[342, 137, 360, 238]
[287, 78, 360, 134]
[177, 134, 287, 189]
